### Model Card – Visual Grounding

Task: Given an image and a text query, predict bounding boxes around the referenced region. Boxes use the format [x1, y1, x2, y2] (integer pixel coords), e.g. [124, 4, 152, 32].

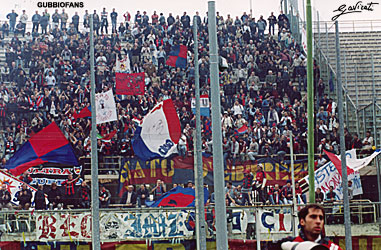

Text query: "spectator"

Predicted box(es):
[268, 183, 282, 205]
[60, 9, 68, 30]
[99, 184, 111, 208]
[61, 174, 80, 208]
[295, 182, 306, 204]
[151, 179, 166, 201]
[121, 185, 137, 208]
[137, 184, 149, 207]
[361, 131, 374, 154]
[348, 180, 354, 201]
[6, 10, 18, 33]
[16, 183, 32, 210]
[253, 164, 267, 204]
[101, 8, 108, 34]
[247, 137, 259, 162]
[47, 182, 62, 209]
[34, 184, 46, 210]
[78, 180, 90, 208]
[32, 11, 41, 33]
[0, 184, 12, 210]
[315, 187, 324, 203]
[281, 180, 293, 207]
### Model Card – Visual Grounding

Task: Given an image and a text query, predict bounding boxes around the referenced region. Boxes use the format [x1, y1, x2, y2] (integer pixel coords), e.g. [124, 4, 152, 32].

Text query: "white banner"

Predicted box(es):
[95, 89, 117, 125]
[304, 150, 363, 199]
[116, 55, 131, 73]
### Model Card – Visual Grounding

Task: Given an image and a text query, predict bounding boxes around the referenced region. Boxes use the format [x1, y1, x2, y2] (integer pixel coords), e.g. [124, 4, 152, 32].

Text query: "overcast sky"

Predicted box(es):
[1, 0, 381, 30]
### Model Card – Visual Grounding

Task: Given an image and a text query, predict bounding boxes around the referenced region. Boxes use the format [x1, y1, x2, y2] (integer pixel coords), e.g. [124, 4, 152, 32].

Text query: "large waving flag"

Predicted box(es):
[5, 122, 79, 176]
[132, 99, 181, 161]
[324, 149, 381, 175]
[147, 186, 209, 207]
[166, 45, 187, 68]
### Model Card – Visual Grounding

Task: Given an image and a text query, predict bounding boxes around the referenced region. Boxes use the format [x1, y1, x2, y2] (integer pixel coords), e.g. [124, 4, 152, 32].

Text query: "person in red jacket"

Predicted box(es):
[269, 204, 342, 250]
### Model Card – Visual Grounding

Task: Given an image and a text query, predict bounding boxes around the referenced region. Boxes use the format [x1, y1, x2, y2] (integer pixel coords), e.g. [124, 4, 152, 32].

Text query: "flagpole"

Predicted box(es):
[89, 14, 101, 250]
[193, 16, 207, 250]
[335, 20, 352, 249]
[208, 2, 228, 250]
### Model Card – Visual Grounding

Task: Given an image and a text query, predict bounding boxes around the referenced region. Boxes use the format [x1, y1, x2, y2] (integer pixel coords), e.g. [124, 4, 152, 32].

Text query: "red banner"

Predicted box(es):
[115, 72, 145, 95]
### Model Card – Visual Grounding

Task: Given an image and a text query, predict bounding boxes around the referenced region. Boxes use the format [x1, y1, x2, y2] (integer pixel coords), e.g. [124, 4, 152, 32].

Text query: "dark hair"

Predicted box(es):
[298, 204, 325, 222]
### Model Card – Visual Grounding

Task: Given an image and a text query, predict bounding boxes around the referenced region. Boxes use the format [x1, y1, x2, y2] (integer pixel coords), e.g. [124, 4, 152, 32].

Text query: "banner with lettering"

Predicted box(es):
[33, 209, 292, 242]
[29, 165, 84, 186]
[115, 72, 145, 95]
[303, 150, 363, 199]
[118, 156, 308, 189]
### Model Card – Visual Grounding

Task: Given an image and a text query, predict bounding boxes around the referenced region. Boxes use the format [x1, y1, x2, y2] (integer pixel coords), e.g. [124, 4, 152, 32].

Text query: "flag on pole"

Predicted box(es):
[132, 99, 181, 161]
[166, 45, 187, 68]
[116, 55, 131, 73]
[115, 72, 145, 95]
[73, 106, 91, 120]
[95, 89, 118, 125]
[4, 122, 79, 176]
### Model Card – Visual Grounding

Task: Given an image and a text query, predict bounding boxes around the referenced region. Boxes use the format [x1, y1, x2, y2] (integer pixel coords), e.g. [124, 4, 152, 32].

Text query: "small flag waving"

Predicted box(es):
[5, 122, 79, 176]
[132, 99, 181, 161]
[73, 106, 91, 120]
[147, 186, 209, 207]
[95, 89, 117, 124]
[115, 72, 145, 95]
[166, 45, 187, 69]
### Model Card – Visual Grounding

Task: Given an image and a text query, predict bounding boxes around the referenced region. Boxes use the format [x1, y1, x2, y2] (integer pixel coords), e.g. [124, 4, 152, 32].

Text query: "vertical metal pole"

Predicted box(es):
[249, 0, 253, 17]
[355, 64, 360, 136]
[306, 0, 315, 203]
[193, 17, 207, 250]
[284, 0, 288, 15]
[289, 131, 297, 237]
[317, 11, 320, 49]
[335, 21, 352, 250]
[302, 0, 306, 26]
[255, 207, 261, 250]
[344, 52, 348, 124]
[372, 55, 381, 209]
[325, 23, 329, 82]
[89, 14, 101, 250]
[208, 2, 228, 250]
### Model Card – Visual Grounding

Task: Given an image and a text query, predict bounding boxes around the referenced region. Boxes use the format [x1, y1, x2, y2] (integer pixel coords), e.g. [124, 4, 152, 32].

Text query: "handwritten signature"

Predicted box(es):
[332, 1, 379, 21]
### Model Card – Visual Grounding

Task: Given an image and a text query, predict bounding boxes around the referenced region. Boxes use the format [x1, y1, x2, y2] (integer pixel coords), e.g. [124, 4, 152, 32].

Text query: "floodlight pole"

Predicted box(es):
[208, 2, 228, 250]
[193, 16, 207, 250]
[89, 14, 101, 250]
[335, 20, 353, 250]
[306, 0, 315, 203]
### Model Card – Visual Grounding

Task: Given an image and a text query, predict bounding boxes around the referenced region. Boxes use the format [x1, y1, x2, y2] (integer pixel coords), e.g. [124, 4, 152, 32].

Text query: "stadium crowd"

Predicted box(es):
[0, 8, 375, 211]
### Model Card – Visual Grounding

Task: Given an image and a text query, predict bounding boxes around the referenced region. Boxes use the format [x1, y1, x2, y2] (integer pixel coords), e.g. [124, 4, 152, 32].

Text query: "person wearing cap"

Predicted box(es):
[269, 204, 342, 250]
[253, 164, 267, 204]
[121, 185, 137, 208]
[99, 184, 111, 208]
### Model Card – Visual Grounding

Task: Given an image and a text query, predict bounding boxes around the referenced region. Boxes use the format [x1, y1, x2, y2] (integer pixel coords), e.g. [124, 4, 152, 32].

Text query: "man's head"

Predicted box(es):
[1, 184, 7, 191]
[128, 185, 134, 192]
[298, 204, 325, 240]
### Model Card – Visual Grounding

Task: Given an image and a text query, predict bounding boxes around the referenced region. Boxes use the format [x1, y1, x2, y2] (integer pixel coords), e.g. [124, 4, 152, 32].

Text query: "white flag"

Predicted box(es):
[116, 55, 131, 73]
[95, 89, 117, 124]
[0, 170, 46, 206]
